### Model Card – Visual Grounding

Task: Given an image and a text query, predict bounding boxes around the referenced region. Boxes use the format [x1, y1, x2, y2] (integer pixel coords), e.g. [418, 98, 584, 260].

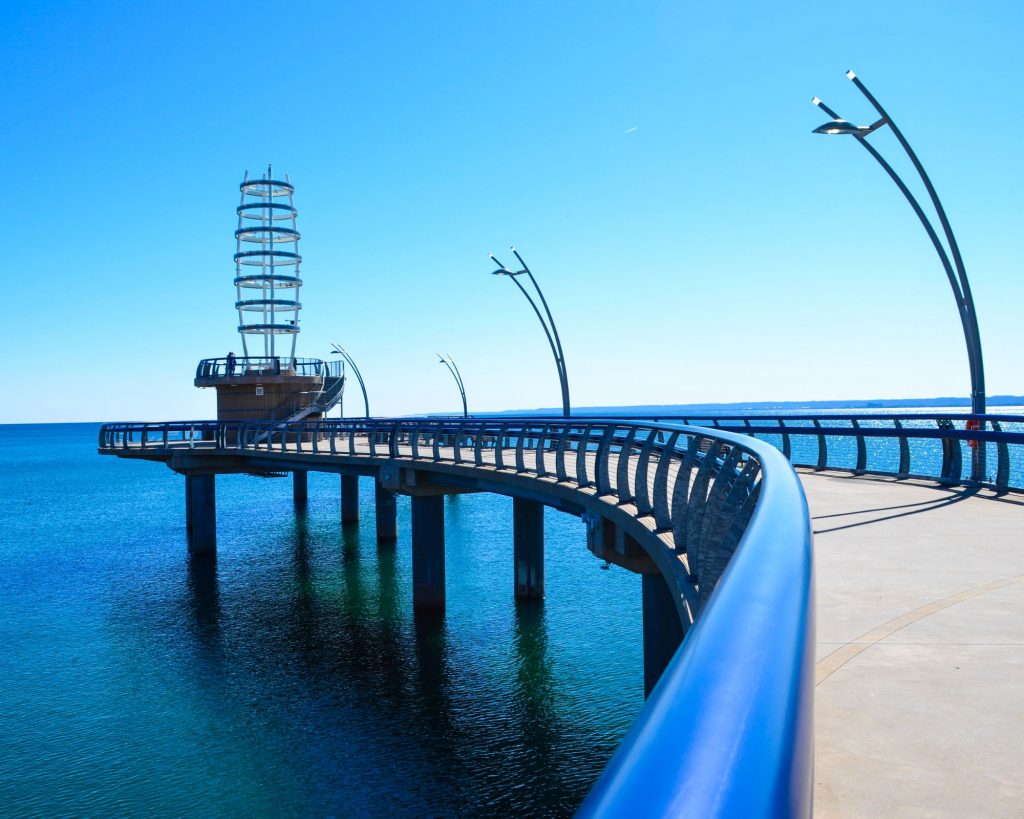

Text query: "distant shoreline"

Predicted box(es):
[492, 396, 1024, 415]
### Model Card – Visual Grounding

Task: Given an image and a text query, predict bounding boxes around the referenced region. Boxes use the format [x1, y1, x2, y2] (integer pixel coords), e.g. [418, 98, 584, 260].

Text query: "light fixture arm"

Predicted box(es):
[330, 343, 369, 418]
[492, 258, 570, 416]
[511, 249, 569, 388]
[438, 354, 468, 418]
[510, 248, 571, 416]
[848, 74, 984, 413]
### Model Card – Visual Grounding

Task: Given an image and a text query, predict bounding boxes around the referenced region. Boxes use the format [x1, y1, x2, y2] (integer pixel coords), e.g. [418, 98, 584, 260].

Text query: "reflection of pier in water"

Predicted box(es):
[180, 496, 616, 813]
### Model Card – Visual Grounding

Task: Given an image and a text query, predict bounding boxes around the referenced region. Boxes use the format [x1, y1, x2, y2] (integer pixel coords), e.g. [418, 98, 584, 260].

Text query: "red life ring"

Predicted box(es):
[965, 418, 980, 448]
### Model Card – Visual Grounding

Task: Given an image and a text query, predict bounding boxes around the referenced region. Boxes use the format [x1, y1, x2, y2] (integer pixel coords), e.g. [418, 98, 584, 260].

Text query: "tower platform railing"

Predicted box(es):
[195, 356, 326, 380]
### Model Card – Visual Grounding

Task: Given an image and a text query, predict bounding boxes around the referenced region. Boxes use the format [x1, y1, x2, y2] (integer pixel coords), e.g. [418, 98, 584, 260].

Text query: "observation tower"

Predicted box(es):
[194, 167, 344, 423]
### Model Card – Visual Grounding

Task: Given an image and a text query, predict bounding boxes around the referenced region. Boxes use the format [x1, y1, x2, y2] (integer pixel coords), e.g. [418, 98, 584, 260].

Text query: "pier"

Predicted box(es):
[99, 412, 1024, 816]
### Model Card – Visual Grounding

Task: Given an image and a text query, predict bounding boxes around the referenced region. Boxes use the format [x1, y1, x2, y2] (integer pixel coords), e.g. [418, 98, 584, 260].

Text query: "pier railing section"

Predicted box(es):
[99, 417, 815, 817]
[195, 356, 328, 379]
[620, 413, 1024, 493]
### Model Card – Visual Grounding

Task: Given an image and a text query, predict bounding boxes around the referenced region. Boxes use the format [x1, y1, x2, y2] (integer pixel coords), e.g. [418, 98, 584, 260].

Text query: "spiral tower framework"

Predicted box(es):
[234, 165, 302, 362]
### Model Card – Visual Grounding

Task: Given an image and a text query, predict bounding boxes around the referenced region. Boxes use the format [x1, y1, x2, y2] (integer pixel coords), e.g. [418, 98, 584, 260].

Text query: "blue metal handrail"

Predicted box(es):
[99, 416, 815, 817]
[578, 439, 813, 817]
[613, 413, 1024, 492]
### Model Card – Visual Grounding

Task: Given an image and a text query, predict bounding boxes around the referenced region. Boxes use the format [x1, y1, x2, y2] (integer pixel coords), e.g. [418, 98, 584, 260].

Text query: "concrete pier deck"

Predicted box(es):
[803, 470, 1024, 818]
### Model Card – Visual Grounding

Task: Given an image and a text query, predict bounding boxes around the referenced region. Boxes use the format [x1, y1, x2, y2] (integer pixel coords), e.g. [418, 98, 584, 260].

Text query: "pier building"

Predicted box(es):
[193, 167, 344, 426]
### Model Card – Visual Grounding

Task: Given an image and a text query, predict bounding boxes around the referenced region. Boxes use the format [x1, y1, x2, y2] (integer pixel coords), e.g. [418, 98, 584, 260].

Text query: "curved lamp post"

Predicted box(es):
[330, 343, 369, 419]
[812, 70, 986, 480]
[489, 247, 571, 417]
[437, 353, 468, 418]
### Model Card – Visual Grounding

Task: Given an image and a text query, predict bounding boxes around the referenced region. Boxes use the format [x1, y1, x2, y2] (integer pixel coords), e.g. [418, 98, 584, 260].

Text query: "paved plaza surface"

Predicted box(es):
[802, 470, 1024, 818]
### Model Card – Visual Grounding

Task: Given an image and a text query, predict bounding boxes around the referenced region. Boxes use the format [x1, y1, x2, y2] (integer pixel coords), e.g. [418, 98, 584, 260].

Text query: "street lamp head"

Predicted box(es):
[491, 267, 526, 276]
[846, 69, 857, 80]
[812, 119, 871, 136]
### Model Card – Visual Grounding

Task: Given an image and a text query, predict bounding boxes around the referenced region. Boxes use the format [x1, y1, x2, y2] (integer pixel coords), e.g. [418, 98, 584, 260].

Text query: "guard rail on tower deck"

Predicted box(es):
[195, 357, 327, 380]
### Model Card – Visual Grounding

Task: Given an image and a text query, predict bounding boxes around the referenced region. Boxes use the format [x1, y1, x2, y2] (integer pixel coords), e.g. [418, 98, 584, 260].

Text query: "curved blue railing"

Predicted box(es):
[578, 439, 813, 817]
[99, 416, 815, 817]
[616, 413, 1024, 492]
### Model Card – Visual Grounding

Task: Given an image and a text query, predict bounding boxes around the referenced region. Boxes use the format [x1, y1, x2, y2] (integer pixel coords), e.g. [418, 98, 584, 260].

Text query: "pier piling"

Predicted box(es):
[411, 494, 445, 609]
[375, 479, 397, 543]
[641, 572, 685, 697]
[185, 474, 217, 554]
[293, 470, 308, 506]
[341, 474, 360, 524]
[513, 497, 545, 599]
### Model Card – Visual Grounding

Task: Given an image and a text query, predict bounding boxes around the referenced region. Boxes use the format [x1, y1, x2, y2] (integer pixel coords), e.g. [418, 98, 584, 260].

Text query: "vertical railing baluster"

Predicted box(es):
[852, 419, 866, 474]
[495, 423, 508, 470]
[812, 419, 827, 470]
[596, 426, 615, 495]
[474, 424, 485, 466]
[555, 425, 571, 483]
[653, 430, 681, 530]
[615, 428, 637, 503]
[937, 419, 961, 484]
[696, 447, 745, 600]
[389, 423, 400, 459]
[453, 422, 464, 463]
[410, 423, 421, 459]
[777, 419, 791, 460]
[894, 419, 910, 477]
[535, 424, 550, 477]
[992, 421, 1009, 490]
[576, 424, 594, 487]
[515, 425, 527, 473]
[684, 441, 721, 577]
[634, 431, 657, 516]
[670, 436, 702, 555]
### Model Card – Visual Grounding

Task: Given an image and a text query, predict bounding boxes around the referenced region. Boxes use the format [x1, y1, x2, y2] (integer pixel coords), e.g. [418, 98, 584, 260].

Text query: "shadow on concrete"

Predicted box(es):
[813, 489, 977, 534]
[813, 495, 962, 520]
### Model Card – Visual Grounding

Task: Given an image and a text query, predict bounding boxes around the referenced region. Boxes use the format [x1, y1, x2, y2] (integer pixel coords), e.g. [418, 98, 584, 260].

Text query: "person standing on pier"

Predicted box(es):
[226, 351, 236, 376]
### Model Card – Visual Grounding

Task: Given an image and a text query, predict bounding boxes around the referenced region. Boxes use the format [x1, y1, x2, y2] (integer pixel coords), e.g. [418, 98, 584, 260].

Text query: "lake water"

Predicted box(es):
[2, 411, 1021, 816]
[0, 423, 642, 817]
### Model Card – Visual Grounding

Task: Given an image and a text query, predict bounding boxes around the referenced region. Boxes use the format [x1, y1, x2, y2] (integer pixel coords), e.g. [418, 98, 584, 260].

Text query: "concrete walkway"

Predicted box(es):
[802, 470, 1024, 818]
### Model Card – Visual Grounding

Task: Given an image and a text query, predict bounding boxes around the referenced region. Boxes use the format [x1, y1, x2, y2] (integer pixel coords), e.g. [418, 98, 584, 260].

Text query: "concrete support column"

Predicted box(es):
[375, 479, 397, 544]
[341, 474, 360, 525]
[411, 495, 445, 610]
[513, 497, 545, 599]
[186, 474, 216, 555]
[293, 470, 308, 506]
[642, 572, 685, 697]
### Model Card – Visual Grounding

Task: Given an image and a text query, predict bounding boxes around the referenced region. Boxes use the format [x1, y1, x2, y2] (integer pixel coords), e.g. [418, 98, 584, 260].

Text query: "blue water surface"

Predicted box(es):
[0, 424, 643, 817]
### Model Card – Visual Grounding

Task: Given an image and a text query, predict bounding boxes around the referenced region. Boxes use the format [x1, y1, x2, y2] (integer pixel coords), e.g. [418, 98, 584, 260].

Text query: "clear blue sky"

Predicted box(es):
[2, 1, 1021, 422]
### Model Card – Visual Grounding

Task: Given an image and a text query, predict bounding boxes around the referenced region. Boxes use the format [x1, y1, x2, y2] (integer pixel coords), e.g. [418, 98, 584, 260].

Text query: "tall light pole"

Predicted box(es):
[438, 353, 468, 418]
[812, 70, 986, 481]
[330, 343, 369, 419]
[490, 247, 571, 417]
